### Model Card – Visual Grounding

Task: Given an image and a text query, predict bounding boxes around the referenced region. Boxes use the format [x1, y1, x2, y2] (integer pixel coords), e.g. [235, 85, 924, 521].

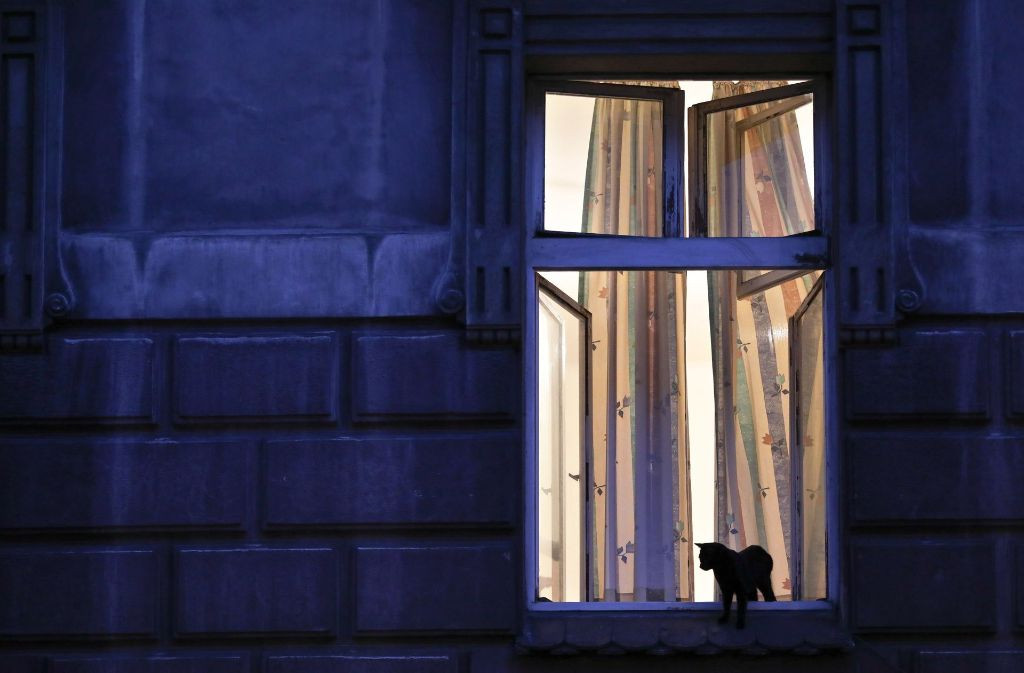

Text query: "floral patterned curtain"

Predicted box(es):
[708, 80, 819, 600]
[580, 86, 694, 601]
[566, 79, 822, 602]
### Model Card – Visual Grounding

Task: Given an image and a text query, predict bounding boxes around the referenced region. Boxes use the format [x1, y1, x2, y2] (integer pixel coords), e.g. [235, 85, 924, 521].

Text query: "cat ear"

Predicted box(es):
[696, 542, 706, 548]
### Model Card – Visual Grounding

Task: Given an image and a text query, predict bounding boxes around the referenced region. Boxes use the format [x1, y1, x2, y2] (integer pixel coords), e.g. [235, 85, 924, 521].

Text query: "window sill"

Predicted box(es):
[516, 608, 853, 656]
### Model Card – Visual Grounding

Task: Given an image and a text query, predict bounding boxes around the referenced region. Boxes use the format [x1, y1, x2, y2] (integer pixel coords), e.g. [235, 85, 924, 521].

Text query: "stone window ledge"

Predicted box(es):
[516, 611, 853, 656]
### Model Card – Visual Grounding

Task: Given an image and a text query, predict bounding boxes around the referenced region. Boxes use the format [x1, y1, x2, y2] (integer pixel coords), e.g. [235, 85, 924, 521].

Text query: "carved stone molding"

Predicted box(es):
[0, 2, 73, 351]
[444, 0, 523, 343]
[834, 0, 914, 346]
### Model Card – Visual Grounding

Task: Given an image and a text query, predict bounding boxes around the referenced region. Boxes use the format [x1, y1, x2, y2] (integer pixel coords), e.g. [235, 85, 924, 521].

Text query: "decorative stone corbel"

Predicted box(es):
[438, 0, 523, 344]
[834, 0, 920, 346]
[0, 2, 74, 351]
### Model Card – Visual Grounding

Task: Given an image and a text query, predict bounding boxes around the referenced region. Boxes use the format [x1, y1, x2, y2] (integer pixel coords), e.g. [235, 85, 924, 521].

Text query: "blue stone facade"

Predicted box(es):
[2, 1, 1024, 671]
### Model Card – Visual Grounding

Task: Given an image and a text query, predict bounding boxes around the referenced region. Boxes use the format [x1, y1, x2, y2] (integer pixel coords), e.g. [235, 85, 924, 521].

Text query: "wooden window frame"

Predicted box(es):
[524, 76, 836, 614]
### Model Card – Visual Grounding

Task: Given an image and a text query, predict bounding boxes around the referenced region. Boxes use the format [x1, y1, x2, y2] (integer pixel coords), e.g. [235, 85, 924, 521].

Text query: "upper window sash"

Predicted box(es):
[688, 79, 825, 239]
[527, 78, 830, 270]
[526, 79, 685, 238]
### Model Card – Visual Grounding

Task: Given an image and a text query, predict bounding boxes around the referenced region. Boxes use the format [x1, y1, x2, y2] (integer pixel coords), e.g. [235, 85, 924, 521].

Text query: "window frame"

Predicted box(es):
[788, 272, 827, 602]
[530, 80, 685, 238]
[536, 274, 592, 602]
[688, 79, 824, 239]
[523, 75, 839, 614]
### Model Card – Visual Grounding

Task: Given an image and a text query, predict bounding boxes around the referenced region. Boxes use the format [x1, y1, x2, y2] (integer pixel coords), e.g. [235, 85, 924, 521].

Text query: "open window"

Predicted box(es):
[537, 277, 590, 602]
[790, 275, 827, 601]
[689, 80, 818, 239]
[528, 79, 831, 606]
[540, 81, 684, 238]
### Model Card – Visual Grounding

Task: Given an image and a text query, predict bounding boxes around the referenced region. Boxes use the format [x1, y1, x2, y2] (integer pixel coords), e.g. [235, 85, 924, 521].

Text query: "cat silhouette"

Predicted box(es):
[697, 541, 775, 628]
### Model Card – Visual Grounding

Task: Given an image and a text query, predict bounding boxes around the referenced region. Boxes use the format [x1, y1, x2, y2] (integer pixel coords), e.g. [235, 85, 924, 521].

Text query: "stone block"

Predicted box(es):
[352, 333, 517, 421]
[66, 232, 448, 319]
[50, 657, 245, 673]
[845, 330, 988, 419]
[140, 236, 370, 318]
[264, 436, 516, 527]
[267, 655, 454, 673]
[354, 545, 515, 632]
[173, 335, 337, 422]
[851, 541, 994, 631]
[0, 549, 157, 638]
[851, 435, 1024, 521]
[0, 338, 154, 423]
[174, 547, 335, 637]
[1008, 331, 1024, 418]
[917, 651, 1024, 673]
[0, 440, 248, 531]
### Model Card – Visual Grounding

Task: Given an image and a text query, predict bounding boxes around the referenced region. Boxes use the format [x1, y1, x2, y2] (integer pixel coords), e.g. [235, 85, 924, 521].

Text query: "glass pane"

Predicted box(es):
[545, 93, 665, 236]
[706, 92, 814, 237]
[581, 270, 690, 601]
[537, 285, 586, 601]
[538, 270, 693, 602]
[738, 269, 823, 298]
[536, 269, 824, 603]
[796, 283, 826, 600]
[707, 268, 823, 601]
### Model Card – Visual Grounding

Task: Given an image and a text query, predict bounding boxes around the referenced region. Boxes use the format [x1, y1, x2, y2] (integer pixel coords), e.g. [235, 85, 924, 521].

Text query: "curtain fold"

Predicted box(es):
[580, 89, 693, 601]
[708, 80, 819, 600]
[558, 80, 821, 602]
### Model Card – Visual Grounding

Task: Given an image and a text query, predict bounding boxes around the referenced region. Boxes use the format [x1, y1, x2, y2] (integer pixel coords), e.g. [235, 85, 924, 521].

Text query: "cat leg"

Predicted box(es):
[718, 589, 733, 624]
[736, 592, 748, 629]
[759, 575, 776, 601]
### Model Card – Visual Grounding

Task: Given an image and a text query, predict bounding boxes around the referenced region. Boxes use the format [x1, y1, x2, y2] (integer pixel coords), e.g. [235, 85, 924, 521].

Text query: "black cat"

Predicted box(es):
[696, 542, 775, 628]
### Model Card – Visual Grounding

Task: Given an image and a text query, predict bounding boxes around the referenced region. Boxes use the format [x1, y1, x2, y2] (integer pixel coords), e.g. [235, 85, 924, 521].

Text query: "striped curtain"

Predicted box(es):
[579, 87, 694, 602]
[708, 81, 819, 600]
